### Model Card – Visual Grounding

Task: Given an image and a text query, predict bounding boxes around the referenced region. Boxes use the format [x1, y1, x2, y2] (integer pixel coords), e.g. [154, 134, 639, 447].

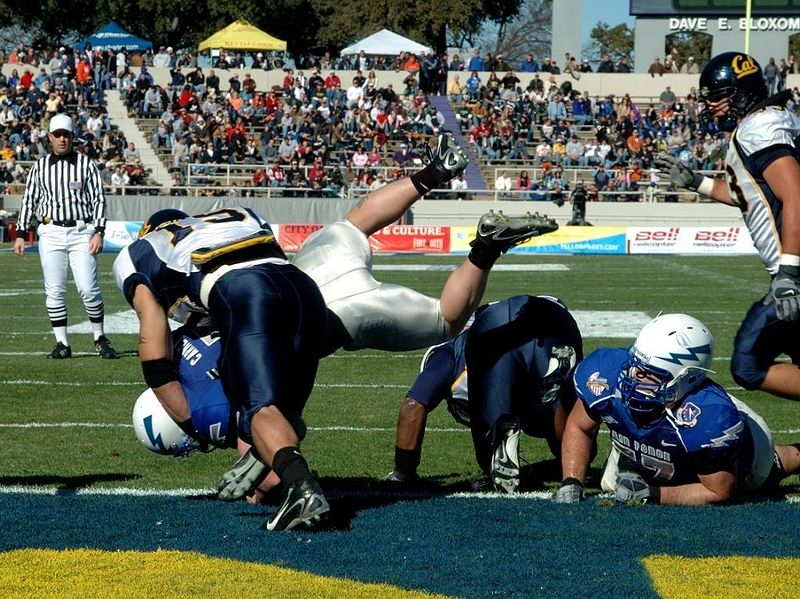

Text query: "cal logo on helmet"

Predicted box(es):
[731, 54, 759, 79]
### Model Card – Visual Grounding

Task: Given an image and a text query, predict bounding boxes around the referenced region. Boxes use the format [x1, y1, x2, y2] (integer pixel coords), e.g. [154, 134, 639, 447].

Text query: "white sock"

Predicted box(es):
[92, 322, 105, 341]
[53, 326, 69, 346]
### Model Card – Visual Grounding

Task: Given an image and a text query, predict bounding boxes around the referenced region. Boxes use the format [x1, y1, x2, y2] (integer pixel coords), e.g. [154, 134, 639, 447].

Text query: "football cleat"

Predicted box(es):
[424, 131, 469, 186]
[263, 474, 330, 531]
[490, 414, 521, 493]
[47, 342, 72, 359]
[217, 448, 270, 501]
[469, 473, 492, 492]
[470, 210, 559, 254]
[385, 469, 420, 484]
[95, 335, 120, 359]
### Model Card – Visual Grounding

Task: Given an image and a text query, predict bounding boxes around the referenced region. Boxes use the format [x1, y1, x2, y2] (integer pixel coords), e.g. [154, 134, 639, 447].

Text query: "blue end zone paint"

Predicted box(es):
[0, 493, 797, 597]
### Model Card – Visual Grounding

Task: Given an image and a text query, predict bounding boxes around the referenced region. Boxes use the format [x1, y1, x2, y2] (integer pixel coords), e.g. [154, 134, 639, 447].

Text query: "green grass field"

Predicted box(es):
[3, 247, 800, 598]
[1, 248, 796, 494]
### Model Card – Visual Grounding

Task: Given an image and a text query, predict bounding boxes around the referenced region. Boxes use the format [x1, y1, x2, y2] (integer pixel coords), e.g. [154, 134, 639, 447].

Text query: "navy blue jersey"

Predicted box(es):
[575, 348, 748, 485]
[409, 295, 582, 442]
[172, 326, 236, 449]
[408, 329, 468, 413]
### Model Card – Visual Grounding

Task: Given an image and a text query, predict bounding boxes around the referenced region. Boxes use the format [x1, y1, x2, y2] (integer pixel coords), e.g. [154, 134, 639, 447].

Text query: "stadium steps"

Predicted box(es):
[104, 92, 174, 189]
[427, 95, 487, 191]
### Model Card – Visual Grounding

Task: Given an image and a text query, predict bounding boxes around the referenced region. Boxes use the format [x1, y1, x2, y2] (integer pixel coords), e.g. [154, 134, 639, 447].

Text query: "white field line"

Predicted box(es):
[0, 379, 752, 395]
[0, 485, 557, 500]
[0, 379, 408, 389]
[0, 484, 796, 503]
[1, 421, 798, 436]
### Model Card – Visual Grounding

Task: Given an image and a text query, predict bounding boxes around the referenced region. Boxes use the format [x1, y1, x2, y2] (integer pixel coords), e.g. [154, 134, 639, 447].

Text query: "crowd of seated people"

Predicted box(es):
[0, 42, 149, 193]
[6, 40, 800, 200]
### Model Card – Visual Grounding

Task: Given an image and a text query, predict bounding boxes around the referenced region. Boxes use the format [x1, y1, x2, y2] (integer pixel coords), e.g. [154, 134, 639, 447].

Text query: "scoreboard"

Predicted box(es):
[631, 0, 800, 15]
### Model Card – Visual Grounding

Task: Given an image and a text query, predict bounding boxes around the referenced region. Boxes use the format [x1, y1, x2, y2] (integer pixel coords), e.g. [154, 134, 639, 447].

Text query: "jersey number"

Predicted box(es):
[160, 208, 247, 246]
[614, 441, 676, 481]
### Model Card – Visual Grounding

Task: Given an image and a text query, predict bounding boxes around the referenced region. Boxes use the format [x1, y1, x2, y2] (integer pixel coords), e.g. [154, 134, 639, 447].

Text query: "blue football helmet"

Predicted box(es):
[618, 314, 714, 417]
[138, 208, 188, 238]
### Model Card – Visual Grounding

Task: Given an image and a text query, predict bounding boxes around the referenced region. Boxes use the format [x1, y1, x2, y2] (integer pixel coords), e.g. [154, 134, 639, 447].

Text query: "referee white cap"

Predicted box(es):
[48, 114, 74, 134]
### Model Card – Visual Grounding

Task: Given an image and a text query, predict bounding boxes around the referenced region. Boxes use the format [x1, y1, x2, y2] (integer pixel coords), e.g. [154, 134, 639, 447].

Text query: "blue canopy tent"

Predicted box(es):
[76, 21, 152, 52]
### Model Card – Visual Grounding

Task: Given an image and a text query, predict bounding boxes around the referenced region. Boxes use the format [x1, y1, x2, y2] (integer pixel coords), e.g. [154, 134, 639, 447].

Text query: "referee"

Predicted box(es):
[14, 113, 119, 359]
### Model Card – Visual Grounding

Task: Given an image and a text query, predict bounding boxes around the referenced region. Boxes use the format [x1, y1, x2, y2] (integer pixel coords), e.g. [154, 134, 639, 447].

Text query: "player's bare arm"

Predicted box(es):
[657, 469, 737, 505]
[559, 400, 600, 484]
[132, 284, 190, 423]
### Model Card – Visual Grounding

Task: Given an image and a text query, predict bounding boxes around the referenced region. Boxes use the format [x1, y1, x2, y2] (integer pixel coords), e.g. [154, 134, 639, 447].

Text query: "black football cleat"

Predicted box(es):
[470, 210, 559, 254]
[47, 342, 72, 359]
[95, 335, 120, 359]
[490, 414, 521, 494]
[263, 474, 330, 531]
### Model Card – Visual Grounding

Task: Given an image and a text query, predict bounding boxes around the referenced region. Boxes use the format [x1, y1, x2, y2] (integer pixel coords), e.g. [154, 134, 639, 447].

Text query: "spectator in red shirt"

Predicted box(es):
[267, 160, 286, 188]
[307, 156, 326, 186]
[253, 167, 268, 187]
[324, 71, 341, 90]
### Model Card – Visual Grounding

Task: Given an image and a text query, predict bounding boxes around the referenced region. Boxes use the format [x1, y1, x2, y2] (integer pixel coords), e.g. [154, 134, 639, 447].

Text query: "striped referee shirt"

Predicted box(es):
[17, 151, 107, 234]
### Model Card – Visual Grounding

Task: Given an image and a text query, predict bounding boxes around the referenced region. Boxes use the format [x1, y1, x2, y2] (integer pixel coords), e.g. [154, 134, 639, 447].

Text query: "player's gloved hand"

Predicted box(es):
[216, 448, 269, 502]
[552, 477, 584, 503]
[652, 153, 704, 190]
[765, 265, 800, 321]
[614, 471, 660, 505]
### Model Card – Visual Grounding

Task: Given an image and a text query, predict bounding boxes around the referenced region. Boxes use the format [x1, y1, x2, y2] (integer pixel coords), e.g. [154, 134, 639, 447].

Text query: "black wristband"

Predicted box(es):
[688, 172, 704, 191]
[645, 485, 661, 505]
[94, 226, 105, 237]
[142, 357, 179, 388]
[777, 264, 800, 279]
[561, 477, 583, 488]
[177, 417, 200, 440]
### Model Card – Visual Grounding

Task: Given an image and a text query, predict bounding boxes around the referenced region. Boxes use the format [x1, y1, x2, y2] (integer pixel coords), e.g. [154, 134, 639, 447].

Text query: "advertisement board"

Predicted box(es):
[626, 226, 757, 254]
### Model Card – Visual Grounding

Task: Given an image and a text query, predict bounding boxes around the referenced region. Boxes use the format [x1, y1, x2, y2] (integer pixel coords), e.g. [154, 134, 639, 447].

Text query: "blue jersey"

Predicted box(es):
[575, 348, 748, 486]
[172, 326, 236, 449]
[408, 328, 469, 413]
[112, 206, 285, 320]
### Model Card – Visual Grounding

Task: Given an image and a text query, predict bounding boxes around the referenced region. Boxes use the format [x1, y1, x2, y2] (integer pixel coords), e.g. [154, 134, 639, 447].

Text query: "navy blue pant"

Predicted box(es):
[208, 263, 328, 443]
[465, 295, 583, 472]
[732, 297, 800, 390]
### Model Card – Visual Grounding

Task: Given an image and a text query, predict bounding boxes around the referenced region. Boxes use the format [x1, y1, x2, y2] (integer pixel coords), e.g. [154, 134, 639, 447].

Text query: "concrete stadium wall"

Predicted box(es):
[1, 195, 747, 227]
[5, 64, 799, 103]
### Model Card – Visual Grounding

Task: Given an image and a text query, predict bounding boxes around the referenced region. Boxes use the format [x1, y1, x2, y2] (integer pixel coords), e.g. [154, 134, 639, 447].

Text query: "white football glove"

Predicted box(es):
[652, 153, 703, 190]
[765, 265, 800, 321]
[614, 471, 660, 505]
[216, 448, 269, 502]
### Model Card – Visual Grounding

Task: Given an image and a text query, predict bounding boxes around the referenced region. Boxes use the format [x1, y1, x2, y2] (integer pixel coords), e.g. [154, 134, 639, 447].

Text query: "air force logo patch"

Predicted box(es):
[587, 371, 609, 396]
[675, 401, 701, 427]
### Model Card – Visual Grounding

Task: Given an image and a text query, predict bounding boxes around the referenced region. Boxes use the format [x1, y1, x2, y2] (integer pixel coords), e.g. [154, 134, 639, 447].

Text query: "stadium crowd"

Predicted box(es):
[3, 40, 800, 201]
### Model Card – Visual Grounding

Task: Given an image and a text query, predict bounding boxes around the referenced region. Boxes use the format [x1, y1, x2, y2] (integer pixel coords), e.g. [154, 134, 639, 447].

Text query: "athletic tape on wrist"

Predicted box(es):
[696, 176, 715, 197]
[779, 254, 800, 267]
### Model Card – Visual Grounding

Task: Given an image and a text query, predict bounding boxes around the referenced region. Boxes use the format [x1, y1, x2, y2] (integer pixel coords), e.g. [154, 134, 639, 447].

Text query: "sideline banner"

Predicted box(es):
[96, 222, 757, 257]
[276, 224, 450, 254]
[451, 226, 627, 255]
[104, 221, 144, 251]
[627, 226, 757, 255]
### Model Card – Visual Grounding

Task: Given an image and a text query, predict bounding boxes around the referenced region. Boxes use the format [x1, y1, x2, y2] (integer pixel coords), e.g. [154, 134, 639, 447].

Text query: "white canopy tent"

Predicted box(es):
[340, 28, 430, 56]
